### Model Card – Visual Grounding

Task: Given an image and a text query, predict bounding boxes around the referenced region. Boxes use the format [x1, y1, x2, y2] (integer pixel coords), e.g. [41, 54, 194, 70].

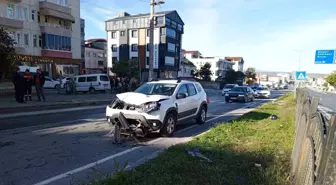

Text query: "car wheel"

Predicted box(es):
[54, 84, 60, 89]
[244, 96, 248, 103]
[89, 87, 95, 94]
[160, 113, 177, 137]
[196, 105, 207, 124]
[113, 123, 121, 144]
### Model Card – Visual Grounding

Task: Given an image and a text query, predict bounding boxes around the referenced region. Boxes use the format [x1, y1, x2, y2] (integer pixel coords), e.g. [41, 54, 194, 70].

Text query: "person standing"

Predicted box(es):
[12, 67, 25, 103]
[24, 69, 33, 101]
[34, 69, 46, 102]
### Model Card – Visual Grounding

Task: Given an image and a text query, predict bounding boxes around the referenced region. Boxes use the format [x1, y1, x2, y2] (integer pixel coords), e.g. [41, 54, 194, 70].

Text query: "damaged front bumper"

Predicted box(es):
[106, 100, 163, 132]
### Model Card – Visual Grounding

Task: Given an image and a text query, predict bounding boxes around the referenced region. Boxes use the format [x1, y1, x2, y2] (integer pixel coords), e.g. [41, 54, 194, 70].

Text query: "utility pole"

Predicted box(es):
[148, 0, 164, 81]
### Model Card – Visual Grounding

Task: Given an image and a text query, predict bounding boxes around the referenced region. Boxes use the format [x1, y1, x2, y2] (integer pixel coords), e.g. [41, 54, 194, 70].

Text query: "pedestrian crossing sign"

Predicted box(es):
[295, 71, 307, 80]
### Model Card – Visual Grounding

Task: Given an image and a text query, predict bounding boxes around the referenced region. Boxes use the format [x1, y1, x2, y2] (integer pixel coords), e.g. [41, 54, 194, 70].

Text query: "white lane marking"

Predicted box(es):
[0, 105, 106, 119]
[32, 101, 264, 185]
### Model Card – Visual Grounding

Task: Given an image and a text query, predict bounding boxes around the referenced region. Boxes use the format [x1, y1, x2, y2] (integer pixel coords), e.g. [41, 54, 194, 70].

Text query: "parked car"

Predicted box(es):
[254, 87, 271, 99]
[225, 86, 254, 103]
[75, 74, 111, 93]
[106, 79, 209, 141]
[44, 77, 61, 89]
[221, 84, 238, 96]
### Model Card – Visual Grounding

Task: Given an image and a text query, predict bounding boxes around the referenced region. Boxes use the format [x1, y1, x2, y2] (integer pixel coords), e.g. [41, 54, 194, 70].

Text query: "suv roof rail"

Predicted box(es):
[150, 77, 196, 83]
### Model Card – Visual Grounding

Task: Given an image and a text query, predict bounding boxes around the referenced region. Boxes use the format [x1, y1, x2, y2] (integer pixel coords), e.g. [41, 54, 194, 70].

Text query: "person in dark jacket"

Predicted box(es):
[12, 67, 25, 103]
[34, 69, 46, 102]
[24, 69, 33, 101]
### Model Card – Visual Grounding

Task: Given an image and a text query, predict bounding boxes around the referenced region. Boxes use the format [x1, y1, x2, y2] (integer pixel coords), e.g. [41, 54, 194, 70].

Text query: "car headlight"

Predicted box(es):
[142, 102, 160, 113]
[225, 93, 229, 96]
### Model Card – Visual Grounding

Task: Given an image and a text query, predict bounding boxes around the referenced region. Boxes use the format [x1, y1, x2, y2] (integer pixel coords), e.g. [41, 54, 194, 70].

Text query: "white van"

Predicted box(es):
[74, 74, 111, 93]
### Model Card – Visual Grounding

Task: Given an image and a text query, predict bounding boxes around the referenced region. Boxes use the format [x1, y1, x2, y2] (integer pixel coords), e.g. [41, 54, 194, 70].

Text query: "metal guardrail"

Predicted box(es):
[291, 88, 336, 185]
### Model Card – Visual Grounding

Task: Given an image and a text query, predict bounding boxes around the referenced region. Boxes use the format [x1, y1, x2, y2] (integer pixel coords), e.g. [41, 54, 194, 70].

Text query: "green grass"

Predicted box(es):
[92, 93, 295, 185]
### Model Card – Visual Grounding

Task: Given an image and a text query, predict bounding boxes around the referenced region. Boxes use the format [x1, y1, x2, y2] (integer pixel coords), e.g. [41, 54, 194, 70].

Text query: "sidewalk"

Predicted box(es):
[0, 89, 115, 114]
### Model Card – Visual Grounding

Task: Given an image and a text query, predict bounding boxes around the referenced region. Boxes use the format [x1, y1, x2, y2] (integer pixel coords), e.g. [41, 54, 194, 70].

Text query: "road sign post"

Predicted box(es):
[296, 71, 307, 81]
[314, 50, 336, 64]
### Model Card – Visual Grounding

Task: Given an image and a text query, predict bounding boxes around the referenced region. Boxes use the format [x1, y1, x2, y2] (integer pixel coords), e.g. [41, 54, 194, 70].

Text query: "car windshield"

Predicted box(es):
[224, 84, 235, 88]
[135, 83, 177, 96]
[231, 87, 246, 92]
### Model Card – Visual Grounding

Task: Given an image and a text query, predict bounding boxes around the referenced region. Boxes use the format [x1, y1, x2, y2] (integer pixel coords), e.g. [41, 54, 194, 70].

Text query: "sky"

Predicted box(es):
[81, 0, 336, 74]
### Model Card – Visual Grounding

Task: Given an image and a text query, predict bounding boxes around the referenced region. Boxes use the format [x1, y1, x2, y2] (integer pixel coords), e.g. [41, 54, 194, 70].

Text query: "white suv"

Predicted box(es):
[106, 79, 209, 140]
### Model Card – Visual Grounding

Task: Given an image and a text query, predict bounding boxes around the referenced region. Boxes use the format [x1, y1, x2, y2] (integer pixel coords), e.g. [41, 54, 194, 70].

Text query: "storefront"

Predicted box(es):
[15, 54, 81, 79]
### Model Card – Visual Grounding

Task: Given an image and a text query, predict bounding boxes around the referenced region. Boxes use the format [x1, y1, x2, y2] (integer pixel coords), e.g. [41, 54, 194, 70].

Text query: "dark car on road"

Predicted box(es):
[225, 86, 254, 103]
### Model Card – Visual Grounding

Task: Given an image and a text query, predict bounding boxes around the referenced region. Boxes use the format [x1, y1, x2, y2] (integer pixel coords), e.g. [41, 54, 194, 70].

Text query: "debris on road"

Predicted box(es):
[185, 147, 213, 163]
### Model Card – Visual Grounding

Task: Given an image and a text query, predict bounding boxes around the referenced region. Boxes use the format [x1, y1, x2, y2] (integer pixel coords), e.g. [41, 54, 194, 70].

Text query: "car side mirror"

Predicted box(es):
[176, 93, 186, 99]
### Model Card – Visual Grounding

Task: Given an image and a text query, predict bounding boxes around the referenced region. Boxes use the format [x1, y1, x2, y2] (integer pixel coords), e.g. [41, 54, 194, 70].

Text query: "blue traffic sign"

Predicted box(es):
[315, 50, 335, 64]
[296, 71, 307, 80]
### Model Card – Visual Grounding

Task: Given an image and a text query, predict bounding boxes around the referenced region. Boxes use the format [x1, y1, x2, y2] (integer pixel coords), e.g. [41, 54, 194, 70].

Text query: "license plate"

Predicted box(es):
[231, 97, 237, 100]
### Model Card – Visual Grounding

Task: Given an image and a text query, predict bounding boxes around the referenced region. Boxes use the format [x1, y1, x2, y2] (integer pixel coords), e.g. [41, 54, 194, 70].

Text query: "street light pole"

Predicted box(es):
[148, 0, 164, 82]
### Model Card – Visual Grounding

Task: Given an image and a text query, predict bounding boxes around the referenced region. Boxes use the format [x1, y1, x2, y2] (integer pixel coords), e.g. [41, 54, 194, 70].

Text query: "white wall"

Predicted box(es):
[128, 29, 138, 58]
[178, 64, 196, 77]
[107, 30, 120, 68]
[70, 0, 81, 59]
[85, 47, 105, 69]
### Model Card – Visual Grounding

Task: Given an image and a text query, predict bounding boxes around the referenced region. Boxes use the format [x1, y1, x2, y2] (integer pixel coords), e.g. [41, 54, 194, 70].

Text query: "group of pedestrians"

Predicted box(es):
[12, 67, 46, 103]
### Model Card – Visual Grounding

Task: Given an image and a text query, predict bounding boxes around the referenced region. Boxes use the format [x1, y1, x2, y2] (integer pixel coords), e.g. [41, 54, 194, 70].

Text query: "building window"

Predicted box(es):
[131, 44, 138, 52]
[165, 18, 171, 26]
[146, 43, 150, 51]
[133, 19, 137, 23]
[177, 24, 183, 31]
[33, 35, 37, 47]
[7, 5, 14, 19]
[23, 8, 28, 21]
[112, 57, 117, 63]
[38, 35, 42, 47]
[131, 30, 138, 38]
[166, 28, 176, 39]
[31, 10, 35, 21]
[131, 57, 138, 64]
[111, 32, 116, 39]
[86, 52, 90, 57]
[160, 27, 165, 36]
[146, 57, 149, 65]
[16, 33, 21, 45]
[24, 34, 29, 46]
[120, 31, 125, 36]
[167, 43, 175, 52]
[111, 44, 117, 52]
[98, 61, 104, 66]
[15, 7, 21, 19]
[156, 16, 164, 25]
[41, 33, 71, 51]
[45, 16, 48, 23]
[171, 21, 177, 28]
[37, 12, 40, 23]
[93, 53, 97, 57]
[165, 56, 174, 66]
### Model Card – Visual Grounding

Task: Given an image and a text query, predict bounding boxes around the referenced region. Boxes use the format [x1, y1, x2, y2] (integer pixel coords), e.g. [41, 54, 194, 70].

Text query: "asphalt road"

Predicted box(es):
[307, 88, 336, 112]
[0, 90, 290, 185]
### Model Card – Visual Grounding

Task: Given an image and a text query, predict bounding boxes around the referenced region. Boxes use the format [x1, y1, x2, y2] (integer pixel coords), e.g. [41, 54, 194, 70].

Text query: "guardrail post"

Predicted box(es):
[310, 96, 320, 117]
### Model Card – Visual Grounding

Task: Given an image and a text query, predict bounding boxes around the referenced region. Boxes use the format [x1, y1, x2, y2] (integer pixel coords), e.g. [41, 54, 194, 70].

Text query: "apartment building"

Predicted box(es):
[105, 10, 184, 81]
[178, 58, 196, 78]
[0, 0, 81, 78]
[84, 38, 107, 74]
[184, 50, 235, 81]
[225, 57, 244, 72]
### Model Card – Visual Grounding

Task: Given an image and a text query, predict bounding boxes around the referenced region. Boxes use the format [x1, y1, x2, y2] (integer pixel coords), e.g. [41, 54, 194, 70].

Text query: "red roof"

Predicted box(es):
[225, 57, 243, 61]
[184, 50, 199, 54]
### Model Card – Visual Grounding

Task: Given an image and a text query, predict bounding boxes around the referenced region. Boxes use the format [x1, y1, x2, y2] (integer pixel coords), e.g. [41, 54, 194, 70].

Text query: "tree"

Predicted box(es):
[326, 72, 336, 86]
[224, 69, 237, 84]
[111, 59, 139, 79]
[199, 62, 213, 81]
[244, 67, 257, 85]
[0, 27, 16, 81]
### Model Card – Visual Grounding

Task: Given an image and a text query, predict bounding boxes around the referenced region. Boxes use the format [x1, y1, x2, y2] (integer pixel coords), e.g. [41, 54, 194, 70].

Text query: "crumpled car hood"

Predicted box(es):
[116, 92, 169, 105]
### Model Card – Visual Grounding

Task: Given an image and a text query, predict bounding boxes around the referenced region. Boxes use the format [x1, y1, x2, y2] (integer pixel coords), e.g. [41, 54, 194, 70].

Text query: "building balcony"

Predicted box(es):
[0, 17, 23, 29]
[39, 1, 75, 22]
[40, 23, 72, 37]
[41, 48, 72, 59]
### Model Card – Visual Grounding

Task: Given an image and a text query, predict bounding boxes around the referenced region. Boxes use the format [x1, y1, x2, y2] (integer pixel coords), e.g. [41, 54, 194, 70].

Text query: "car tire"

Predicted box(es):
[113, 124, 121, 144]
[196, 105, 207, 124]
[89, 87, 95, 94]
[54, 84, 60, 89]
[244, 96, 248, 103]
[160, 113, 177, 137]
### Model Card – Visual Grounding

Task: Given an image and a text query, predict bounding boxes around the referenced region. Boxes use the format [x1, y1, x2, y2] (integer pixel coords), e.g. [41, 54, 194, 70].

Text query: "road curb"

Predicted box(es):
[0, 101, 111, 119]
